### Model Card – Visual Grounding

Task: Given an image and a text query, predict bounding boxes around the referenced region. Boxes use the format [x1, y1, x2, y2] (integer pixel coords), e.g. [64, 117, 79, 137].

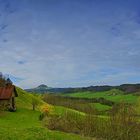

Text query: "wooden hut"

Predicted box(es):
[0, 84, 18, 111]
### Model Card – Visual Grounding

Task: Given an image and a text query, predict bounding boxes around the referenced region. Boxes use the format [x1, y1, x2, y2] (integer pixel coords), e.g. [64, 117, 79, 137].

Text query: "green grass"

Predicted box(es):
[90, 103, 112, 111]
[54, 105, 85, 116]
[0, 127, 92, 140]
[54, 103, 111, 113]
[0, 88, 92, 140]
[0, 109, 91, 140]
[0, 108, 41, 128]
[64, 89, 138, 104]
[16, 87, 44, 109]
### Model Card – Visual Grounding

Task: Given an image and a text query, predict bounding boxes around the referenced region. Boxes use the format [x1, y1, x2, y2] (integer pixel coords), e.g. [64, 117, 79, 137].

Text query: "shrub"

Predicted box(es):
[104, 102, 140, 140]
[39, 104, 53, 120]
[40, 104, 53, 114]
[45, 102, 140, 140]
[47, 111, 84, 134]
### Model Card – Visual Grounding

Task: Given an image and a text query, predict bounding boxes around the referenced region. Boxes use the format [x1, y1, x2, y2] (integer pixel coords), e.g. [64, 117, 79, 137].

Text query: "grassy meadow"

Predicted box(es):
[0, 87, 140, 140]
[42, 88, 140, 140]
[0, 88, 92, 140]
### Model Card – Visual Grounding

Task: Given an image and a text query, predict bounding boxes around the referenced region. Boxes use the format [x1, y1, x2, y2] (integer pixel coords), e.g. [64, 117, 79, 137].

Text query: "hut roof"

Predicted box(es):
[0, 85, 18, 100]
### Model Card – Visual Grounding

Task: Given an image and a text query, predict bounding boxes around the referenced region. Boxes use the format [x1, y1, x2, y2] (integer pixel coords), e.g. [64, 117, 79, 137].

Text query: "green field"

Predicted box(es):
[0, 87, 139, 140]
[54, 105, 85, 116]
[89, 103, 112, 111]
[63, 89, 138, 104]
[0, 88, 92, 140]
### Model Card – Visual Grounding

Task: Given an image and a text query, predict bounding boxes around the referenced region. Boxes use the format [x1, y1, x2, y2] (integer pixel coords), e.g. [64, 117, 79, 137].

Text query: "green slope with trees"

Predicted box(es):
[0, 87, 92, 140]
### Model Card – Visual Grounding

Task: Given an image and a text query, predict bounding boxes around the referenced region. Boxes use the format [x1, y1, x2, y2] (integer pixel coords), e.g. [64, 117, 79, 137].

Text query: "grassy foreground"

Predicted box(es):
[0, 88, 92, 140]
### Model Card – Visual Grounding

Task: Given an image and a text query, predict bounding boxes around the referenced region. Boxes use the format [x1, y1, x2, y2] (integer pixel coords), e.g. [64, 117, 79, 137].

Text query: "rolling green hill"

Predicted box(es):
[0, 87, 139, 140]
[63, 89, 138, 104]
[0, 87, 92, 140]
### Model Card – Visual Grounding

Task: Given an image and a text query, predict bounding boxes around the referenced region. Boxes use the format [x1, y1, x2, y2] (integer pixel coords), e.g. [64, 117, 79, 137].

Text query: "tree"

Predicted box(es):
[0, 73, 6, 87]
[31, 96, 39, 111]
[0, 72, 2, 79]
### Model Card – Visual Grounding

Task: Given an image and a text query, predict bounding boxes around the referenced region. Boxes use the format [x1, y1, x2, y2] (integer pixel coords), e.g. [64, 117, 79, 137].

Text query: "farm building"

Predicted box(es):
[0, 82, 18, 111]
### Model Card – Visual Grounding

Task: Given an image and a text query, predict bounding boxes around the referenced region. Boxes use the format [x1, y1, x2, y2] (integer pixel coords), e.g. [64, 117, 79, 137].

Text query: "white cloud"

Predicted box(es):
[0, 0, 140, 88]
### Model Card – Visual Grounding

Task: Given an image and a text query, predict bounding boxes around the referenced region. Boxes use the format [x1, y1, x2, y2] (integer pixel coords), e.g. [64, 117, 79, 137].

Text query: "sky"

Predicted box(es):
[0, 0, 140, 88]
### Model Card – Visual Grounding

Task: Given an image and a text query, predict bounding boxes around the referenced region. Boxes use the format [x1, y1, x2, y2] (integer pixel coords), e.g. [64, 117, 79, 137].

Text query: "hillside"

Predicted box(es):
[42, 92, 140, 140]
[62, 89, 138, 104]
[0, 87, 92, 140]
[25, 84, 140, 94]
[0, 79, 140, 140]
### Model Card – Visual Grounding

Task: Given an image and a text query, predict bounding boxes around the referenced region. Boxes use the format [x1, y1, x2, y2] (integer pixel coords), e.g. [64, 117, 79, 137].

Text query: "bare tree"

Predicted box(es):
[31, 96, 39, 111]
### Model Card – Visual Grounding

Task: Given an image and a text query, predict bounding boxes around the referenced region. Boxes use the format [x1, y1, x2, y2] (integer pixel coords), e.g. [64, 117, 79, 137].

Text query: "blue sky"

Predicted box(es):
[0, 0, 140, 88]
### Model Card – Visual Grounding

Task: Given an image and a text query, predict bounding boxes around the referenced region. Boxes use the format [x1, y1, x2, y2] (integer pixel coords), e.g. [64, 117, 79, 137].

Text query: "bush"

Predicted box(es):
[101, 102, 140, 140]
[39, 104, 53, 120]
[45, 102, 140, 140]
[47, 111, 85, 134]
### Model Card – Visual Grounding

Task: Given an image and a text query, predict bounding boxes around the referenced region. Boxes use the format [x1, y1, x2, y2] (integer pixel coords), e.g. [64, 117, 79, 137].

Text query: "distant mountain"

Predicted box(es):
[25, 84, 50, 93]
[37, 84, 48, 89]
[118, 84, 140, 93]
[25, 83, 140, 94]
[25, 85, 74, 94]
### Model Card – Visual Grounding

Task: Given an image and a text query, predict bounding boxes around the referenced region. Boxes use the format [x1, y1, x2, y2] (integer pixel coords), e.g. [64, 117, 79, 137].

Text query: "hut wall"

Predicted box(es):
[0, 99, 11, 110]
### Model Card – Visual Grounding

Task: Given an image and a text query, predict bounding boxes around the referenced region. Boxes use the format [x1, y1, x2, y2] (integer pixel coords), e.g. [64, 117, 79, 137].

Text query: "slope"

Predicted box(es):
[63, 89, 138, 104]
[0, 87, 92, 140]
